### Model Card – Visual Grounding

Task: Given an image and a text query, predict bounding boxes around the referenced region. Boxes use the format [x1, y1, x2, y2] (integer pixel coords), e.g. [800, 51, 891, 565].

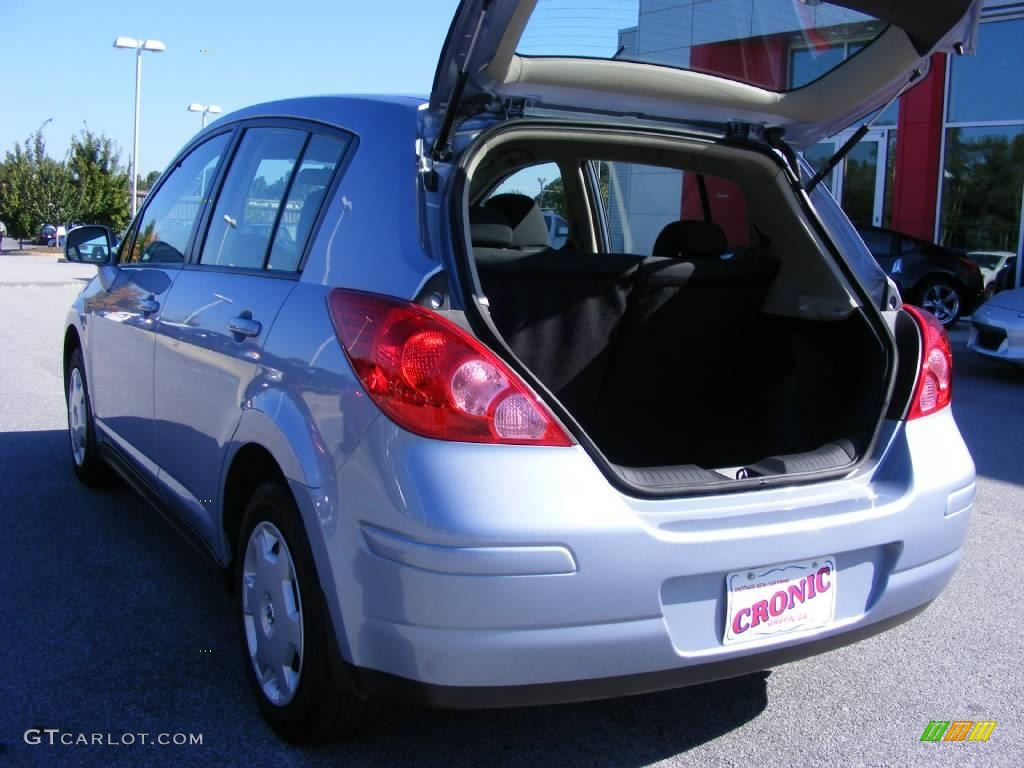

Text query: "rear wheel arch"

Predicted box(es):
[912, 271, 964, 298]
[222, 443, 288, 577]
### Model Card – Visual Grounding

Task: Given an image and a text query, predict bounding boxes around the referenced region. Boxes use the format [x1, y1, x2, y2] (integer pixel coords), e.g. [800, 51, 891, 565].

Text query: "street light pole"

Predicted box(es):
[132, 47, 142, 220]
[188, 103, 223, 129]
[115, 37, 166, 221]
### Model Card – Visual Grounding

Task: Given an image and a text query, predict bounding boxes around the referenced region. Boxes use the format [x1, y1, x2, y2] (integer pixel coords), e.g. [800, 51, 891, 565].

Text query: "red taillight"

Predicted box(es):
[904, 305, 953, 420]
[327, 288, 572, 446]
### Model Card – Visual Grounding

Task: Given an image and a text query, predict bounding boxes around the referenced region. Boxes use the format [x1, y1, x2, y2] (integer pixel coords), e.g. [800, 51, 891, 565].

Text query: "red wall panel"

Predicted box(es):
[890, 53, 947, 242]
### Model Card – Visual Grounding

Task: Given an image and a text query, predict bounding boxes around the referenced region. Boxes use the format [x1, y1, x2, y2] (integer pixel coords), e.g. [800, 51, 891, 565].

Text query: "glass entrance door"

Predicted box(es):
[805, 130, 892, 228]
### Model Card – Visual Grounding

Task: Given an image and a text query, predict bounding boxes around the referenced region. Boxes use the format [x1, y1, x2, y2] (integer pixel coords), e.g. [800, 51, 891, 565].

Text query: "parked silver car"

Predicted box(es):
[969, 287, 1024, 365]
[63, 0, 980, 744]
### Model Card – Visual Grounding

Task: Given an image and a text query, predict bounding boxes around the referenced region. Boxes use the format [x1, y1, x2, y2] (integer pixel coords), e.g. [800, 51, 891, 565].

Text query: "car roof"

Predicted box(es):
[202, 94, 427, 137]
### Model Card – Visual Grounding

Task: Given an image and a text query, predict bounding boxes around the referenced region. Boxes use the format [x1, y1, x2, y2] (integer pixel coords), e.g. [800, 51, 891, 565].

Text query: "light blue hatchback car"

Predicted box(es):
[63, 0, 981, 744]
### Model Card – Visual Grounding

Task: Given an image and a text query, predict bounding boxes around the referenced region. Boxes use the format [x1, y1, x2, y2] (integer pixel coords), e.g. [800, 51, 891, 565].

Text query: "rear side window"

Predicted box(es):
[594, 161, 749, 255]
[267, 134, 347, 271]
[859, 229, 893, 258]
[124, 133, 229, 264]
[200, 127, 307, 269]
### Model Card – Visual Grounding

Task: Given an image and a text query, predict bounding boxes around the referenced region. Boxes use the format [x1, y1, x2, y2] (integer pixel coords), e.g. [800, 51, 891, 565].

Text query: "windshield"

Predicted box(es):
[968, 252, 1009, 269]
[516, 0, 888, 92]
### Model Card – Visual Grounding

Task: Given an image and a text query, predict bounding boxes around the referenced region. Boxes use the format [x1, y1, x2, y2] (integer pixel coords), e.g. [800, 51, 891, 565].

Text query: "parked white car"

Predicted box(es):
[969, 250, 1014, 291]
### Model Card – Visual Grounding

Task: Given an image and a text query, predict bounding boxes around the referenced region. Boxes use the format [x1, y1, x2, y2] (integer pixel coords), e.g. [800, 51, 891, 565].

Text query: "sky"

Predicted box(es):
[0, 0, 461, 177]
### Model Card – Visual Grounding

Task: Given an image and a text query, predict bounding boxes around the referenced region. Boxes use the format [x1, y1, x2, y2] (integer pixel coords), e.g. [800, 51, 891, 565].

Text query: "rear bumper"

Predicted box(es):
[294, 407, 974, 703]
[349, 601, 933, 708]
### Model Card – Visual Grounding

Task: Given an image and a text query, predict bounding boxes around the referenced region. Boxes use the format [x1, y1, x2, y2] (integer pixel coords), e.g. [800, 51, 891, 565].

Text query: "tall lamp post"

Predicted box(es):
[114, 36, 166, 220]
[188, 103, 223, 129]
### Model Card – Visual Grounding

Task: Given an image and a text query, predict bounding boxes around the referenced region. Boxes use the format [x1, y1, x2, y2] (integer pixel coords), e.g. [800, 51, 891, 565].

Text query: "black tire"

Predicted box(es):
[65, 347, 114, 486]
[235, 482, 369, 744]
[916, 277, 963, 328]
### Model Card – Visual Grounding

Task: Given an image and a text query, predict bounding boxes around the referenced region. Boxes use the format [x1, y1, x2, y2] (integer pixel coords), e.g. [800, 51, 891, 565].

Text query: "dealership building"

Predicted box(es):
[567, 0, 1024, 286]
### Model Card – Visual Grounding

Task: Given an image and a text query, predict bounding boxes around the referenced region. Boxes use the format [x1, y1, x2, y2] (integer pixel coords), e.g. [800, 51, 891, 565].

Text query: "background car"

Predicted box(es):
[968, 287, 1024, 365]
[969, 250, 1014, 292]
[857, 225, 984, 327]
[39, 224, 57, 245]
[541, 209, 569, 249]
[992, 255, 1018, 294]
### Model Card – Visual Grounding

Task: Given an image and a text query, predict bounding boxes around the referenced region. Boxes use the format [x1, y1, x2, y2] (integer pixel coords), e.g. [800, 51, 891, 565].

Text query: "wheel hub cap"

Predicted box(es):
[67, 368, 87, 467]
[242, 521, 304, 706]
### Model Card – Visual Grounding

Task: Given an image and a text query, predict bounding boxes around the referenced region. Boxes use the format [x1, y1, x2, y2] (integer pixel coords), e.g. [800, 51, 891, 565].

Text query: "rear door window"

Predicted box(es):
[267, 134, 348, 271]
[199, 127, 307, 269]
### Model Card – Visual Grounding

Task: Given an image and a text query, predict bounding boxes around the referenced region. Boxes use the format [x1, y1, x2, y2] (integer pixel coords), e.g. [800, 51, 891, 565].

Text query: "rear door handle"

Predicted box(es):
[227, 316, 262, 338]
[138, 297, 160, 314]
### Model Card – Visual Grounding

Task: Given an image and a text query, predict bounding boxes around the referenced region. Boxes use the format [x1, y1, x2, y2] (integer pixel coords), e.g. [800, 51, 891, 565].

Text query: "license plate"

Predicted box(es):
[723, 556, 837, 646]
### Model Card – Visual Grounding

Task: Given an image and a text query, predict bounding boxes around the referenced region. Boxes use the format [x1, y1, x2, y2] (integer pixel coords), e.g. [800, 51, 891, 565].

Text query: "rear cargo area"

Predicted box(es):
[460, 128, 892, 486]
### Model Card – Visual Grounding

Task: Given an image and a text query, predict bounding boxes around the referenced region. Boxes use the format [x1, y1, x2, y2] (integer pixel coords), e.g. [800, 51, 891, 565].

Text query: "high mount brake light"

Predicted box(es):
[327, 289, 573, 446]
[904, 305, 953, 420]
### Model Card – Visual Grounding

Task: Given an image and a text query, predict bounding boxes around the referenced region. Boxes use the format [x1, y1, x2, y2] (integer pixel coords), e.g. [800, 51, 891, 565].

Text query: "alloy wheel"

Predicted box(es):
[921, 283, 960, 326]
[242, 521, 305, 706]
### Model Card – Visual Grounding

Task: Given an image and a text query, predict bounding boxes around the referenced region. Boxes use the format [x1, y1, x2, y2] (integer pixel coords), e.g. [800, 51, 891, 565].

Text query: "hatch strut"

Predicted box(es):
[431, 1, 492, 161]
[806, 68, 923, 193]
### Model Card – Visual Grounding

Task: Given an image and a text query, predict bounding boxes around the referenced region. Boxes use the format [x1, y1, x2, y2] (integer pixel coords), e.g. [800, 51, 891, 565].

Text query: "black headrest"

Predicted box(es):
[652, 220, 728, 260]
[469, 206, 515, 248]
[484, 193, 551, 249]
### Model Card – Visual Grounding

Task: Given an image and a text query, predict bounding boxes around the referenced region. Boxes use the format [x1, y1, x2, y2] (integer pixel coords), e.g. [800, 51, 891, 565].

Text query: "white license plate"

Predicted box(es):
[723, 556, 837, 646]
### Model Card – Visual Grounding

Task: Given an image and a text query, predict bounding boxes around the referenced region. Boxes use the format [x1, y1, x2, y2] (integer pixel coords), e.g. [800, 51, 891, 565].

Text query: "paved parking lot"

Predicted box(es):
[1, 253, 1021, 767]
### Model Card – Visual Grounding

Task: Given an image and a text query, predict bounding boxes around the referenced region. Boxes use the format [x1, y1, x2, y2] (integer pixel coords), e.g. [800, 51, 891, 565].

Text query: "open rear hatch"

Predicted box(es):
[433, 1, 980, 494]
[430, 0, 981, 149]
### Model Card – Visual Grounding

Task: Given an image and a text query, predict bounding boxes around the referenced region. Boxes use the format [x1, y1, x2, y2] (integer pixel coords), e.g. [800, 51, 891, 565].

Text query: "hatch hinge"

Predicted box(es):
[764, 127, 800, 177]
[501, 97, 528, 120]
[725, 121, 765, 143]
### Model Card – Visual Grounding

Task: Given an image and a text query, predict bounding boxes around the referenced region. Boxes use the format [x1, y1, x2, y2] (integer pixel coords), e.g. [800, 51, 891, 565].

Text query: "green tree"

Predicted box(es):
[0, 122, 76, 245]
[537, 177, 568, 219]
[137, 169, 161, 191]
[69, 128, 130, 231]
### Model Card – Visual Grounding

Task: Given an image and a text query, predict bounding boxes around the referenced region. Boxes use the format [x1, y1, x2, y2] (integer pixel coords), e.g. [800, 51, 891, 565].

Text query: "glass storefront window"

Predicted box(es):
[939, 125, 1024, 251]
[947, 18, 1024, 123]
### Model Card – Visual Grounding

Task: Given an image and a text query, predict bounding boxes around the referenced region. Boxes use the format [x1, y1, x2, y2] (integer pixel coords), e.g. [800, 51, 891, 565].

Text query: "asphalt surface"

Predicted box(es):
[1, 252, 1022, 767]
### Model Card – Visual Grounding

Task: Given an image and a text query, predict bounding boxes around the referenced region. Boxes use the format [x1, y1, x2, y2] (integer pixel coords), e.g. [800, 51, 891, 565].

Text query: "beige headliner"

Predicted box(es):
[482, 1, 923, 135]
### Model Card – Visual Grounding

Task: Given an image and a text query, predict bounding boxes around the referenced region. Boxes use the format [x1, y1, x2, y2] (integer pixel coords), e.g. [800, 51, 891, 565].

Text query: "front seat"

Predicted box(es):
[484, 193, 552, 253]
[652, 220, 728, 260]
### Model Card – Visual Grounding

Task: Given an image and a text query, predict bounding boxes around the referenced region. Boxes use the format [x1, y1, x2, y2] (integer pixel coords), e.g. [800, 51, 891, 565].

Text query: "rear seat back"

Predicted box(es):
[478, 250, 644, 431]
[597, 253, 780, 466]
[471, 213, 779, 467]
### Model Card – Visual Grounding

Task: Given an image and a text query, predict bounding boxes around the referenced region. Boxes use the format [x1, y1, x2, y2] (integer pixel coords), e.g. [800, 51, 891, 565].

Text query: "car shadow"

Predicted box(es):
[949, 335, 1024, 488]
[1, 428, 769, 766]
[319, 671, 769, 766]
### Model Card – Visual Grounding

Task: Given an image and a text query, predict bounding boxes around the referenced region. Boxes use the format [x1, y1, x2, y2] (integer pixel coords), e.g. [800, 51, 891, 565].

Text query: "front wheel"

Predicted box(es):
[65, 348, 113, 486]
[236, 482, 368, 744]
[918, 278, 963, 328]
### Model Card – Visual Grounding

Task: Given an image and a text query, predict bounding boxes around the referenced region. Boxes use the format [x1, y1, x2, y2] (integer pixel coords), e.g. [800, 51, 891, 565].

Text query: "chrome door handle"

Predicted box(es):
[138, 297, 160, 314]
[227, 316, 262, 338]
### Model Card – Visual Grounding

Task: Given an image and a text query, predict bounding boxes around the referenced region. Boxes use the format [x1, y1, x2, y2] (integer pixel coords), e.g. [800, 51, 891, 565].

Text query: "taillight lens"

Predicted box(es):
[904, 305, 953, 420]
[327, 288, 572, 446]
